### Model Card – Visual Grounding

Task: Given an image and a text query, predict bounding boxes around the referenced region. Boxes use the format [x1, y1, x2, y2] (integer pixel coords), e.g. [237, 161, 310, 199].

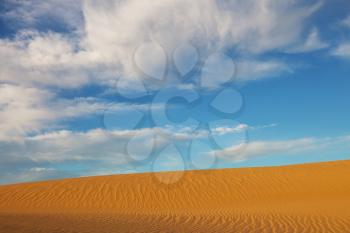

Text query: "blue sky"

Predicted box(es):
[0, 0, 350, 184]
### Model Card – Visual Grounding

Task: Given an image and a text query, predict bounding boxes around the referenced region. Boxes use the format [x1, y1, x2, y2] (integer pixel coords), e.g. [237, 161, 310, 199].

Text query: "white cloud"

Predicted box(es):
[1, 125, 349, 184]
[331, 42, 350, 60]
[236, 60, 292, 81]
[0, 31, 113, 88]
[287, 28, 329, 53]
[29, 167, 55, 172]
[329, 15, 350, 60]
[341, 14, 350, 28]
[0, 84, 54, 141]
[211, 124, 249, 135]
[14, 127, 202, 163]
[0, 123, 252, 181]
[0, 169, 61, 185]
[212, 136, 350, 162]
[0, 0, 334, 184]
[0, 0, 323, 89]
[0, 127, 181, 183]
[0, 84, 125, 141]
[81, 0, 322, 81]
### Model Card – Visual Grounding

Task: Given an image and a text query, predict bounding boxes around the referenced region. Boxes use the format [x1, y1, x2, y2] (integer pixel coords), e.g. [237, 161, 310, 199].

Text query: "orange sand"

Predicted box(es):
[0, 160, 350, 232]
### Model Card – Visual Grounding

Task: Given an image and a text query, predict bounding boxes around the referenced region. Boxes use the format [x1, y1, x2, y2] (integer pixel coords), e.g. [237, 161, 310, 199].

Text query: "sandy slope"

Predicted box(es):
[0, 160, 350, 233]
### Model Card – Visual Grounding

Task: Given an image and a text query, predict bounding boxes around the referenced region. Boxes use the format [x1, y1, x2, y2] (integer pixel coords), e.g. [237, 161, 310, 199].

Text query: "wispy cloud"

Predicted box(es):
[2, 128, 349, 184]
[331, 42, 350, 60]
[212, 135, 350, 162]
[0, 123, 255, 183]
[340, 14, 350, 28]
[236, 60, 292, 81]
[286, 28, 329, 53]
[329, 15, 350, 60]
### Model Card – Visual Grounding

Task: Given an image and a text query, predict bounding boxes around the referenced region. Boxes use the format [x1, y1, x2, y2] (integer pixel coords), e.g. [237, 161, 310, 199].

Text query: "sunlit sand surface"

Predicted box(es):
[0, 160, 350, 232]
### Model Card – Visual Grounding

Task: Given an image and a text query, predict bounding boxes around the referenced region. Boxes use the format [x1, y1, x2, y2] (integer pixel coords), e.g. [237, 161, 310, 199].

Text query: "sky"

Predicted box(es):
[0, 0, 350, 184]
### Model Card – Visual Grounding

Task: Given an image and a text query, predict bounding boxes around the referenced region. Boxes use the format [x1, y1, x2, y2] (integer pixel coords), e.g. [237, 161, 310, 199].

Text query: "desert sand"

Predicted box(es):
[0, 160, 350, 232]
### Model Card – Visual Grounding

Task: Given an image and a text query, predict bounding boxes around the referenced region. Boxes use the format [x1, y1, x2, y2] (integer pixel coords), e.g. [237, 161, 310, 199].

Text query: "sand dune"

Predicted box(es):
[0, 160, 350, 232]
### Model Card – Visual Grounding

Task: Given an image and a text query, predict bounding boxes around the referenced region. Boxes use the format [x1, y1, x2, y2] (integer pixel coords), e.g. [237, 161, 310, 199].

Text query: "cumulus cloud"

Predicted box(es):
[80, 0, 322, 83]
[0, 0, 334, 184]
[0, 84, 125, 141]
[0, 31, 114, 88]
[0, 0, 323, 90]
[0, 84, 54, 141]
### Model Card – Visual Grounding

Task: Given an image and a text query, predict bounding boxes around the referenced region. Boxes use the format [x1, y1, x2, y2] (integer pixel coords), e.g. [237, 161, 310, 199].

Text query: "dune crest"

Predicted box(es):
[0, 160, 350, 232]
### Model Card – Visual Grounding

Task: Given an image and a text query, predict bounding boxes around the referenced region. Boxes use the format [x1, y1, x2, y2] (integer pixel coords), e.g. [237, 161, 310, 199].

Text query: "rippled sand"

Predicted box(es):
[0, 160, 350, 232]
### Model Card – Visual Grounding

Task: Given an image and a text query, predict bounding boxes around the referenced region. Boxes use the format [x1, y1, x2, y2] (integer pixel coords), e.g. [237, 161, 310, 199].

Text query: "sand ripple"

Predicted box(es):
[0, 160, 350, 232]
